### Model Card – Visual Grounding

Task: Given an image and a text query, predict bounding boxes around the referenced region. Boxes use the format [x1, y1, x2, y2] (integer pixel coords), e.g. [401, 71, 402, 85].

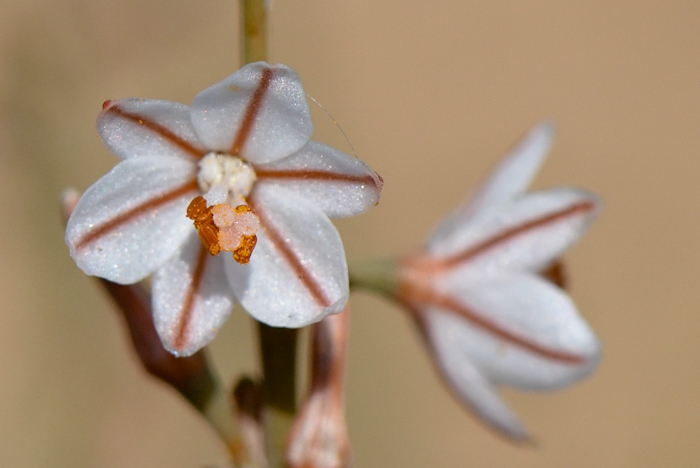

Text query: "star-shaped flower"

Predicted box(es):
[66, 62, 383, 357]
[395, 123, 600, 439]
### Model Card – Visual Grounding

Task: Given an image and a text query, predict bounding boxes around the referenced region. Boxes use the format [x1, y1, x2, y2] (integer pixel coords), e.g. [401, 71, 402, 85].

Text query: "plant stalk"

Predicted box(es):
[240, 2, 299, 467]
[241, 0, 268, 64]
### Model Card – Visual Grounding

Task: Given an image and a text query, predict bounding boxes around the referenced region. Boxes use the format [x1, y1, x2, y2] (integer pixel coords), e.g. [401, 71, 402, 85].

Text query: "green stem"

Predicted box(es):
[241, 0, 268, 64]
[201, 378, 250, 466]
[239, 2, 298, 466]
[257, 324, 298, 468]
[348, 257, 401, 297]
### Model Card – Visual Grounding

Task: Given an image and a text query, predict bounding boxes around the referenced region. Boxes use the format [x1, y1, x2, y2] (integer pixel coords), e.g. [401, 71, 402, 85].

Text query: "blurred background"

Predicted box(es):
[1, 0, 698, 466]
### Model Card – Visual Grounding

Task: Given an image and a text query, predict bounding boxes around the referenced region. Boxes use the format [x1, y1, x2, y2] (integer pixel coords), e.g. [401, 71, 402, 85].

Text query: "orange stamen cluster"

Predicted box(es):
[186, 196, 259, 264]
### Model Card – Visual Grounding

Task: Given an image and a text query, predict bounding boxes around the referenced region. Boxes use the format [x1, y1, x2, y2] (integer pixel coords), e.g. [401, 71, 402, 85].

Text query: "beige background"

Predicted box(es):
[1, 0, 698, 466]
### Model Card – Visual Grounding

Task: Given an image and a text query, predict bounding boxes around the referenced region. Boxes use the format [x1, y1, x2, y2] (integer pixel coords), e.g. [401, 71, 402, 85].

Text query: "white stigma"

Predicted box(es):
[197, 152, 257, 205]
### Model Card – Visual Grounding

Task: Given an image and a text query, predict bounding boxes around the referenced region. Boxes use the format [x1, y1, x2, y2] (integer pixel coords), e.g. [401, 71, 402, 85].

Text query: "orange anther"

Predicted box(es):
[186, 196, 221, 256]
[233, 234, 257, 264]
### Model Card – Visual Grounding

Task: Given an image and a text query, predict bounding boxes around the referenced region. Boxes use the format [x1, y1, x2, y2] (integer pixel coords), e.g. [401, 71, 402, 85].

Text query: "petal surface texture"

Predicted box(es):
[97, 99, 207, 161]
[428, 188, 600, 274]
[153, 233, 234, 357]
[424, 319, 529, 439]
[429, 122, 553, 245]
[227, 184, 349, 327]
[255, 141, 383, 218]
[191, 62, 313, 164]
[65, 155, 198, 284]
[427, 273, 600, 390]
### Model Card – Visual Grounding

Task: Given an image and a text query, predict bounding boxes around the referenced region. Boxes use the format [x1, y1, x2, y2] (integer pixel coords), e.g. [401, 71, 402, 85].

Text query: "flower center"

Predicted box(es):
[197, 152, 257, 205]
[188, 152, 260, 264]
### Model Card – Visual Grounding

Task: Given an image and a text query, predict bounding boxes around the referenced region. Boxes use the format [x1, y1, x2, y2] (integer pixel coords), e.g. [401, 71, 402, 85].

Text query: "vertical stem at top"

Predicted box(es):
[241, 0, 268, 65]
[240, 4, 298, 466]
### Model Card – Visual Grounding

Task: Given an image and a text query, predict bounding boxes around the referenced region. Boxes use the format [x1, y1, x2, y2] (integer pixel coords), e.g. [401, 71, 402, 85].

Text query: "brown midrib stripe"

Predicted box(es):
[75, 179, 199, 250]
[231, 67, 274, 156]
[106, 104, 206, 159]
[173, 245, 208, 352]
[440, 201, 595, 270]
[256, 169, 378, 186]
[249, 197, 331, 308]
[433, 293, 587, 364]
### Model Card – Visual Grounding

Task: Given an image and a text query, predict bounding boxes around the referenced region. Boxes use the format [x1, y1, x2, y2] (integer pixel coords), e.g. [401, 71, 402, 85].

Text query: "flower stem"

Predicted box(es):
[286, 308, 351, 468]
[240, 0, 268, 64]
[98, 279, 249, 464]
[239, 3, 299, 467]
[348, 257, 401, 297]
[201, 377, 250, 465]
[257, 324, 298, 468]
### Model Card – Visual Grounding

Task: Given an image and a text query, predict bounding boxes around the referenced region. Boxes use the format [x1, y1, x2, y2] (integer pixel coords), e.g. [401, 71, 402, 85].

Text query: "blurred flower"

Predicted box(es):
[65, 61, 382, 357]
[396, 123, 600, 439]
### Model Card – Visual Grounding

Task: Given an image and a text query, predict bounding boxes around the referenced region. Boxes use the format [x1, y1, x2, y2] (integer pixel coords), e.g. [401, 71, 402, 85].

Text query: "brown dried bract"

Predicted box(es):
[186, 196, 220, 256]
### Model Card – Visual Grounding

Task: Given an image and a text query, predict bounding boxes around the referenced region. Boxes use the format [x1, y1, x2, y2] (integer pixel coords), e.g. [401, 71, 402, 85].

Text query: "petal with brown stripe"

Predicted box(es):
[191, 62, 312, 164]
[152, 233, 234, 357]
[420, 320, 529, 440]
[226, 185, 348, 327]
[424, 273, 600, 390]
[414, 273, 598, 440]
[255, 140, 383, 218]
[427, 188, 600, 275]
[98, 99, 208, 161]
[65, 155, 198, 284]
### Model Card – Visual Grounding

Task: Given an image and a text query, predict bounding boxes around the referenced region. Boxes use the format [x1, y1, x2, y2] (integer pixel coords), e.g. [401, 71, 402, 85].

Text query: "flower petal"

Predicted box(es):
[65, 155, 198, 284]
[152, 233, 234, 357]
[428, 188, 600, 274]
[226, 184, 348, 327]
[421, 314, 528, 439]
[254, 141, 383, 218]
[191, 62, 312, 164]
[429, 122, 553, 245]
[430, 273, 600, 390]
[98, 99, 207, 161]
[469, 121, 554, 211]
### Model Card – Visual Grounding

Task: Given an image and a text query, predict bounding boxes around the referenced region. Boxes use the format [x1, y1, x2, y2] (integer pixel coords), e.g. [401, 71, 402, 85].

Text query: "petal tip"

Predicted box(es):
[162, 342, 200, 358]
[535, 119, 555, 139]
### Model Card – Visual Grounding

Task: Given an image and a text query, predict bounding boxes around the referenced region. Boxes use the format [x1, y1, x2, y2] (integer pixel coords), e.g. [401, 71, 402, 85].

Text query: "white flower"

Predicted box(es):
[396, 122, 600, 439]
[66, 62, 383, 357]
